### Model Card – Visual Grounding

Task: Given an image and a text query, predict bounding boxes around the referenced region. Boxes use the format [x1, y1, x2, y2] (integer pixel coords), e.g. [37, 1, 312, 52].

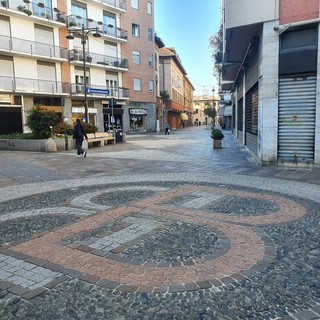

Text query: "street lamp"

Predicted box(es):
[66, 24, 101, 123]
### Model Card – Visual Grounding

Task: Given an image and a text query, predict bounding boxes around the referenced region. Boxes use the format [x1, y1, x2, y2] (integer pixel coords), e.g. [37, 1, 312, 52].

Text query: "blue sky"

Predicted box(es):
[154, 0, 221, 96]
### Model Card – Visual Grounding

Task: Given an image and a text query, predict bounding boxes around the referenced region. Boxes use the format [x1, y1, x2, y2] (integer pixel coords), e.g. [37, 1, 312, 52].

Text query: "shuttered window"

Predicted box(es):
[278, 75, 316, 163]
[237, 98, 243, 131]
[245, 83, 258, 135]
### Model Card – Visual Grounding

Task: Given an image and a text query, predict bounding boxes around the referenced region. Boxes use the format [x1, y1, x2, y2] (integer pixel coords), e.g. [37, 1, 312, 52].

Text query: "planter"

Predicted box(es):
[213, 139, 222, 149]
[0, 138, 75, 152]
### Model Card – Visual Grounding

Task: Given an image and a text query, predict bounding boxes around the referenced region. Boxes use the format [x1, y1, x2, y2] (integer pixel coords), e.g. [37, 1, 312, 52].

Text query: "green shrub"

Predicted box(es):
[53, 122, 74, 135]
[83, 123, 98, 134]
[211, 129, 224, 140]
[0, 133, 34, 140]
[26, 106, 61, 139]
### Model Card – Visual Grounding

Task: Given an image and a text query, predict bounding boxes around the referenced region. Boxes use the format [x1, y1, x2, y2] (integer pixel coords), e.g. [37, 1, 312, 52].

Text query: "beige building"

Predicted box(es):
[159, 47, 188, 130]
[192, 95, 219, 127]
[0, 0, 158, 135]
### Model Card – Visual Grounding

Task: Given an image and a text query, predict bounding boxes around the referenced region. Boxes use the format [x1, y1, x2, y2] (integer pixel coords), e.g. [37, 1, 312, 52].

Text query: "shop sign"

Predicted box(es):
[87, 88, 110, 95]
[129, 108, 147, 115]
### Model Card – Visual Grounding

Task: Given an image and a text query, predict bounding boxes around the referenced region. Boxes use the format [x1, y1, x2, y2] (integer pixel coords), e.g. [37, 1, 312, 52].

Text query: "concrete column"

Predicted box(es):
[258, 20, 279, 165]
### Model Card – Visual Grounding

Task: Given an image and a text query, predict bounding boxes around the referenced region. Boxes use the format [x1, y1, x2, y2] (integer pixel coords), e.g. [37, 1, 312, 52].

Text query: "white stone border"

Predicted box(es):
[0, 172, 319, 204]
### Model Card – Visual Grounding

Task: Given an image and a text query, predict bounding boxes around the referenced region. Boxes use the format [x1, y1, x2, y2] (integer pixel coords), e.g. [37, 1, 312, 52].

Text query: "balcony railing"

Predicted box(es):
[1, 1, 67, 24]
[0, 34, 68, 59]
[67, 15, 128, 41]
[68, 49, 128, 69]
[89, 0, 127, 11]
[0, 75, 69, 94]
[71, 83, 129, 99]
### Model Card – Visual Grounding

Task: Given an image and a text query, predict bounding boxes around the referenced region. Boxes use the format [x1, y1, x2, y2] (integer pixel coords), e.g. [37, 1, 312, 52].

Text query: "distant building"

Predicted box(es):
[159, 47, 193, 130]
[192, 95, 219, 127]
[221, 0, 320, 166]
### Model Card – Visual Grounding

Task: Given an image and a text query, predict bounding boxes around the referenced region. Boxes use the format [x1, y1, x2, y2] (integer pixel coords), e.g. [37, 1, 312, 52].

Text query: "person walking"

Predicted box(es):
[165, 122, 170, 135]
[73, 119, 88, 157]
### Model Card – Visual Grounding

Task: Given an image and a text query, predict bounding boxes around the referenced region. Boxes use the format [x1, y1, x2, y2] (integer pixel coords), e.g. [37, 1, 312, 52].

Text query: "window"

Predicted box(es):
[147, 2, 152, 14]
[148, 28, 153, 41]
[132, 24, 140, 37]
[131, 0, 139, 9]
[37, 62, 56, 92]
[106, 74, 118, 96]
[281, 27, 317, 52]
[133, 78, 142, 91]
[148, 54, 153, 67]
[103, 13, 116, 37]
[132, 51, 141, 64]
[71, 2, 87, 27]
[149, 80, 154, 92]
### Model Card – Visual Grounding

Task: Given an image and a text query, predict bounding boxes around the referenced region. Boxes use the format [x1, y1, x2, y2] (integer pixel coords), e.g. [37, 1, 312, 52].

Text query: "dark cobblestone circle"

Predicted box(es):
[205, 195, 280, 215]
[122, 221, 222, 263]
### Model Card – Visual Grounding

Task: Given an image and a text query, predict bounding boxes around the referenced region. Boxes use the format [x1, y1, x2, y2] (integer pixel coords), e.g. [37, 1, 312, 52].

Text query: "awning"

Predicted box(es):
[180, 113, 188, 121]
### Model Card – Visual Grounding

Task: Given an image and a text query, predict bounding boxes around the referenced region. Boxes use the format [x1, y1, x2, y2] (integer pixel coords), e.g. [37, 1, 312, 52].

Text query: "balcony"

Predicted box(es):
[71, 83, 129, 99]
[84, 0, 127, 14]
[0, 75, 69, 95]
[67, 15, 128, 42]
[0, 1, 67, 25]
[0, 34, 68, 60]
[68, 49, 128, 70]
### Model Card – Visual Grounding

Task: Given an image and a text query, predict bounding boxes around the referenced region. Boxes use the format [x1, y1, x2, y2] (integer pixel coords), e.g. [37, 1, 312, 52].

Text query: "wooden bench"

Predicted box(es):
[86, 132, 115, 148]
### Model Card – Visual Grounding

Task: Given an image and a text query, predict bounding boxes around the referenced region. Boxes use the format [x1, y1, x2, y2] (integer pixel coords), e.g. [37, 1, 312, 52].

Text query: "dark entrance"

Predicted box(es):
[0, 107, 23, 134]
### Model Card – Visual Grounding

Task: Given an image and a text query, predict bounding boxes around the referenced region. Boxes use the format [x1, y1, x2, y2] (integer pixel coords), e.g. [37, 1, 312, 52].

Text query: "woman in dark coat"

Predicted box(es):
[73, 119, 88, 157]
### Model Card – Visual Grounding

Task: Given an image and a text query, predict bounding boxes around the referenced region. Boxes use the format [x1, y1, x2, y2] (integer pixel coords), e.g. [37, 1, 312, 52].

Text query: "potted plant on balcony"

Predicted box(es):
[37, 2, 45, 8]
[23, 8, 32, 15]
[1, 0, 7, 7]
[211, 128, 224, 149]
[69, 21, 77, 27]
[23, 0, 30, 3]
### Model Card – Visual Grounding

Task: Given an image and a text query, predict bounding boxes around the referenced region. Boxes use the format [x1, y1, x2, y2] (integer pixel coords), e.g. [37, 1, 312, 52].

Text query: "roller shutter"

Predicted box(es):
[278, 75, 316, 163]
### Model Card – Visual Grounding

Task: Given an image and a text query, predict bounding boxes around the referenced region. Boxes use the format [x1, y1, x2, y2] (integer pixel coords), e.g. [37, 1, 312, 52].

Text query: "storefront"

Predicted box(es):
[103, 101, 124, 132]
[129, 108, 148, 132]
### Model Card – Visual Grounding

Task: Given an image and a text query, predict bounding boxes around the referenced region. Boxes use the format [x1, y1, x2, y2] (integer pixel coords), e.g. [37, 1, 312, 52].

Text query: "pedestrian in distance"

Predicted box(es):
[73, 118, 88, 157]
[165, 122, 170, 135]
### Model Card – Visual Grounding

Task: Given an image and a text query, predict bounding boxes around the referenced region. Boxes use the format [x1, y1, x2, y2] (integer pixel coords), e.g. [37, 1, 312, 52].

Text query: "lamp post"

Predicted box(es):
[212, 86, 215, 127]
[66, 24, 101, 123]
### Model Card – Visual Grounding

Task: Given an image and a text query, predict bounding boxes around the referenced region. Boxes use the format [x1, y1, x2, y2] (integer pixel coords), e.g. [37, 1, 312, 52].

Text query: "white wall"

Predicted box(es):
[224, 0, 279, 29]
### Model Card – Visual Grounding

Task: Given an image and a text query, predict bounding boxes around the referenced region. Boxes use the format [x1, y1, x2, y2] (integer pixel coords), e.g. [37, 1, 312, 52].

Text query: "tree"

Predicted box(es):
[203, 104, 217, 124]
[26, 106, 61, 139]
[209, 26, 223, 88]
[160, 90, 170, 104]
[159, 90, 170, 130]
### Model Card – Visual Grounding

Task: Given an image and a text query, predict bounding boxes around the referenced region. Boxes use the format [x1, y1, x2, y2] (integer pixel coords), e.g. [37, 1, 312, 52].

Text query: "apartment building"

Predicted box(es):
[121, 0, 156, 133]
[0, 0, 70, 134]
[159, 47, 187, 130]
[65, 0, 129, 133]
[0, 0, 158, 135]
[221, 0, 320, 166]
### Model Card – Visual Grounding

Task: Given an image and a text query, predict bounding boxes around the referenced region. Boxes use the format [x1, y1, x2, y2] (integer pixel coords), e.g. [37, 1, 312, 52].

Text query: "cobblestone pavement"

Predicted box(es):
[0, 127, 319, 320]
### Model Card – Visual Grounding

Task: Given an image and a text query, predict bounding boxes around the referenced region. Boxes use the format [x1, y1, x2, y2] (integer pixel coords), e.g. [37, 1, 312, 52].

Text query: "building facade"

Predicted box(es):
[0, 0, 158, 135]
[192, 95, 219, 127]
[121, 0, 156, 133]
[159, 47, 189, 130]
[221, 0, 320, 166]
